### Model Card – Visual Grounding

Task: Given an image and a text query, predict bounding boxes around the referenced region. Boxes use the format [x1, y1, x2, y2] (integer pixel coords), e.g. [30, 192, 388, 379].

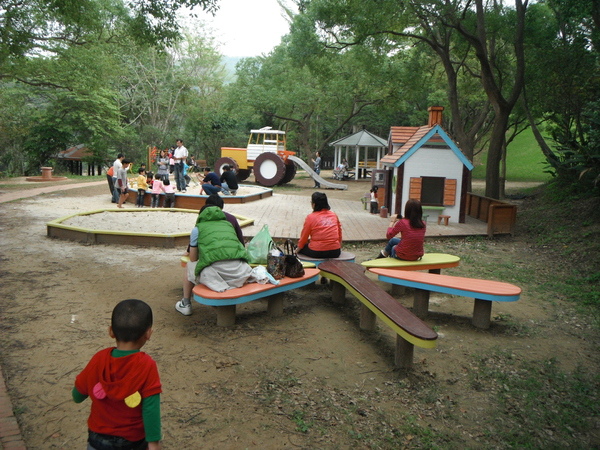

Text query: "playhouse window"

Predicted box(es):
[420, 177, 445, 206]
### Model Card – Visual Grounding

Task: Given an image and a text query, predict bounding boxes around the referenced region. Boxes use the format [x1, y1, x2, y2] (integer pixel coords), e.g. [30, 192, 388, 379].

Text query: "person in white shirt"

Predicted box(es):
[173, 139, 189, 192]
[111, 153, 124, 203]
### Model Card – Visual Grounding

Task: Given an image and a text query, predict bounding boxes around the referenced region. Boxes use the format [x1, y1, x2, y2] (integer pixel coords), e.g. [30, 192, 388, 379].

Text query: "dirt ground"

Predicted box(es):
[0, 174, 598, 449]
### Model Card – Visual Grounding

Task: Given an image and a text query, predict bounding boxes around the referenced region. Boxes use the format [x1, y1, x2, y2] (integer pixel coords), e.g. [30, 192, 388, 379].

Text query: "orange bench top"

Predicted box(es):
[192, 268, 320, 305]
[369, 268, 521, 301]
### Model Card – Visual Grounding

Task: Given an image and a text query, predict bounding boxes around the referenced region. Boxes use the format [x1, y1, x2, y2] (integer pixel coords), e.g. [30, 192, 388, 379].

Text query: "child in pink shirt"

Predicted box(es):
[162, 179, 175, 208]
[150, 173, 164, 208]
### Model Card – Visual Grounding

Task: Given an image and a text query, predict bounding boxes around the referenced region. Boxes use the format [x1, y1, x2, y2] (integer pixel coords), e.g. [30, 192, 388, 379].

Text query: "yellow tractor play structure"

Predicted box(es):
[215, 127, 297, 187]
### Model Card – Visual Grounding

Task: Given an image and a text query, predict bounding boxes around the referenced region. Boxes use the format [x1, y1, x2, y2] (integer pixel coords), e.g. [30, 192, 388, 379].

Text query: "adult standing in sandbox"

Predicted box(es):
[110, 153, 125, 203]
[156, 149, 170, 182]
[173, 139, 188, 192]
[297, 192, 342, 259]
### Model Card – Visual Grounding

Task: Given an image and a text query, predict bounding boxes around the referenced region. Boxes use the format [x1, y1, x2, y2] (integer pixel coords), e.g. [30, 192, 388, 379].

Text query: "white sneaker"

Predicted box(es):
[175, 300, 192, 316]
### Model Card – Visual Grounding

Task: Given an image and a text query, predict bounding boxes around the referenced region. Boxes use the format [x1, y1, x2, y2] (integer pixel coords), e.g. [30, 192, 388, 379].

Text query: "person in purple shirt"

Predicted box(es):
[200, 167, 222, 195]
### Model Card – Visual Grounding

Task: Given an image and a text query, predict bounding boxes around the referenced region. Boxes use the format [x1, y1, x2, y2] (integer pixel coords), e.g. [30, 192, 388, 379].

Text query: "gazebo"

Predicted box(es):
[57, 144, 102, 175]
[329, 129, 388, 180]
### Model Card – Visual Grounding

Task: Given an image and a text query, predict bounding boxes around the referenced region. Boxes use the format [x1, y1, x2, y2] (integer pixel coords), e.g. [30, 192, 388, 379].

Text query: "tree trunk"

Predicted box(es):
[485, 109, 510, 199]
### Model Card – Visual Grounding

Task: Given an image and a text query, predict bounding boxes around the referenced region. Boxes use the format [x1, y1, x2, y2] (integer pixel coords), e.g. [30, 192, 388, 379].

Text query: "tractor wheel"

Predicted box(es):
[236, 169, 251, 182]
[253, 152, 286, 186]
[278, 160, 296, 185]
[214, 157, 239, 175]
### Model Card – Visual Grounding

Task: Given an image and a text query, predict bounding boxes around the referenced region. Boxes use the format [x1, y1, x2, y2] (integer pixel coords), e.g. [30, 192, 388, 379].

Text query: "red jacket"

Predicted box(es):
[298, 209, 342, 251]
[386, 219, 426, 261]
[75, 348, 162, 442]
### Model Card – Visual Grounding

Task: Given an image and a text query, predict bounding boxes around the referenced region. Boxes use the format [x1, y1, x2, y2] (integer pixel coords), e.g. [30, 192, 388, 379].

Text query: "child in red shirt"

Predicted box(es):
[73, 299, 162, 450]
[376, 199, 426, 261]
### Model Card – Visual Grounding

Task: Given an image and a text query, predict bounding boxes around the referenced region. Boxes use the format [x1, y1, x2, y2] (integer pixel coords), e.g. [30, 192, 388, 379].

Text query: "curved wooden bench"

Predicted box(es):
[369, 268, 521, 329]
[192, 268, 320, 326]
[318, 261, 437, 369]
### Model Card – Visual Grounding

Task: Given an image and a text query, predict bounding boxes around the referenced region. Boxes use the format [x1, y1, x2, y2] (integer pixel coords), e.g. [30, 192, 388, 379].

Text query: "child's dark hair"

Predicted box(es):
[154, 173, 161, 179]
[111, 299, 153, 342]
[164, 179, 170, 185]
[122, 159, 131, 165]
[404, 199, 425, 229]
[138, 167, 145, 174]
[311, 192, 330, 211]
[205, 194, 224, 209]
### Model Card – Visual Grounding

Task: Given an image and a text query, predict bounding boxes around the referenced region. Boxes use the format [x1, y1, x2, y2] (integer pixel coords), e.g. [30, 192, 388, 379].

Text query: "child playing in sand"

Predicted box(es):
[162, 179, 175, 208]
[72, 299, 162, 450]
[150, 173, 164, 208]
[136, 168, 148, 208]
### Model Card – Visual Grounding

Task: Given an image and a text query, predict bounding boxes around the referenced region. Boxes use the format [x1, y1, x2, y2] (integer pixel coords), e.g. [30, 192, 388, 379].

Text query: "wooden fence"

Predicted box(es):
[466, 193, 517, 237]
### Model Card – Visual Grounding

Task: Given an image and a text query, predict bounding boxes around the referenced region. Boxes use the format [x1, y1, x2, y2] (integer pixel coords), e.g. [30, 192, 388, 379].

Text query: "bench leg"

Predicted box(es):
[472, 298, 492, 329]
[395, 336, 414, 369]
[215, 305, 236, 327]
[267, 293, 284, 317]
[331, 280, 346, 305]
[359, 304, 377, 331]
[413, 289, 430, 318]
[391, 284, 405, 296]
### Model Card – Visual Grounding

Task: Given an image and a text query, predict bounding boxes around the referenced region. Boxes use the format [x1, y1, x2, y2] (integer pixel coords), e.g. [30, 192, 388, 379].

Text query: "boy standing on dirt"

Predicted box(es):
[73, 299, 162, 450]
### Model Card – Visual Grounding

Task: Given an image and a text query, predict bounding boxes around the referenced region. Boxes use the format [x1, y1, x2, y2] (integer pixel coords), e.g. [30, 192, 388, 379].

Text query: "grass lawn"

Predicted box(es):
[472, 128, 552, 182]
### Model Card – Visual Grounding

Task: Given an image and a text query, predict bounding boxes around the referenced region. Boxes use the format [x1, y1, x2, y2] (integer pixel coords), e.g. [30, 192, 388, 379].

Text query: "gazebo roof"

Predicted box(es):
[330, 129, 387, 148]
[57, 144, 93, 161]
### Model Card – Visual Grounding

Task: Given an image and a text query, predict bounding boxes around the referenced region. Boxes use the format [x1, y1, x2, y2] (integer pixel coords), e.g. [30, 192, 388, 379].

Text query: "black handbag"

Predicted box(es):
[284, 239, 305, 278]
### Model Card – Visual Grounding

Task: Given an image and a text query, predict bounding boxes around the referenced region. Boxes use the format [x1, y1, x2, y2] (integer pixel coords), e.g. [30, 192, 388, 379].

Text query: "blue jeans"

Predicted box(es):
[112, 178, 120, 202]
[174, 162, 186, 191]
[202, 184, 221, 195]
[384, 238, 401, 258]
[221, 181, 236, 195]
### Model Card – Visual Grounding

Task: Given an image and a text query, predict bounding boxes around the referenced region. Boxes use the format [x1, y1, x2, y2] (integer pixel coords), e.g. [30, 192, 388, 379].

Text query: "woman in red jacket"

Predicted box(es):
[297, 192, 342, 258]
[376, 199, 426, 261]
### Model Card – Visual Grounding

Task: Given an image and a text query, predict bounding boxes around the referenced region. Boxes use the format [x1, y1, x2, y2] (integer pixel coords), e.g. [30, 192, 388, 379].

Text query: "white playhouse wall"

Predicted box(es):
[400, 146, 464, 223]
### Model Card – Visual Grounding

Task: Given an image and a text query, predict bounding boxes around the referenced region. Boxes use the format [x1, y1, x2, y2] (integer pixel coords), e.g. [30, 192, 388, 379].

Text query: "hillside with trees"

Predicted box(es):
[0, 0, 598, 199]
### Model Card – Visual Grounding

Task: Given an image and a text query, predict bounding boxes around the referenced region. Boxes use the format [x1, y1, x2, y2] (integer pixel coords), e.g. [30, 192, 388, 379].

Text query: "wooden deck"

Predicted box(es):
[224, 193, 489, 241]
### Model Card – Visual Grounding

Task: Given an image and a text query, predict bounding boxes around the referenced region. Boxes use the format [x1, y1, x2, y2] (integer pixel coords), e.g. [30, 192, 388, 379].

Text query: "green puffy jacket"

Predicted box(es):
[194, 206, 249, 276]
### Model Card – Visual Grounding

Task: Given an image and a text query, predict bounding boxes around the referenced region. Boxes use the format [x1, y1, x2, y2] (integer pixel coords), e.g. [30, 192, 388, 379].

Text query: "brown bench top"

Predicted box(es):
[318, 261, 437, 348]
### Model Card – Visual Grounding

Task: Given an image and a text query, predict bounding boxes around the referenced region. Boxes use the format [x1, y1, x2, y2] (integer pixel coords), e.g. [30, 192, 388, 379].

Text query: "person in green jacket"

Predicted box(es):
[176, 205, 252, 316]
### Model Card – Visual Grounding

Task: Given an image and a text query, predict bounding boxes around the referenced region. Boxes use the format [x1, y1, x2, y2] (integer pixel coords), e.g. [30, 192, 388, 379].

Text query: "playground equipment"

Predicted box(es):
[214, 127, 347, 189]
[215, 127, 296, 187]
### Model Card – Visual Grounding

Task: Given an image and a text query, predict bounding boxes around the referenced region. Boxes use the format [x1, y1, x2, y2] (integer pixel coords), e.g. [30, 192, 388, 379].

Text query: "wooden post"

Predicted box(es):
[331, 280, 346, 304]
[472, 298, 492, 329]
[359, 304, 377, 331]
[216, 305, 236, 327]
[395, 336, 414, 369]
[391, 285, 405, 296]
[267, 293, 284, 317]
[413, 288, 430, 318]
